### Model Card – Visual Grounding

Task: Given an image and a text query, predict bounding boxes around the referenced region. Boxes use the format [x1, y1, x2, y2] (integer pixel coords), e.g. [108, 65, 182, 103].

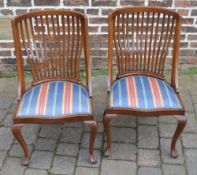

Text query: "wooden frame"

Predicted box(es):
[104, 7, 186, 158]
[11, 10, 98, 165]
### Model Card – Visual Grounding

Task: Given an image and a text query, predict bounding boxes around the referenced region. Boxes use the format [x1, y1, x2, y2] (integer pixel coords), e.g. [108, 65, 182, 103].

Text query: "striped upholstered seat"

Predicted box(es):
[17, 81, 91, 117]
[110, 75, 182, 110]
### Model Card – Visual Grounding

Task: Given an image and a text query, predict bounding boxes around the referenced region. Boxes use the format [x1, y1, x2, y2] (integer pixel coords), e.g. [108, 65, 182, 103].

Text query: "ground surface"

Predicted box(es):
[0, 73, 196, 175]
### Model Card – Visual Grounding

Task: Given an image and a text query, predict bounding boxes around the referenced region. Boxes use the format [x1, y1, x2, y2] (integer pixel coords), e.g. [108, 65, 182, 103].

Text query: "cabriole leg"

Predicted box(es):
[84, 120, 98, 164]
[171, 115, 187, 158]
[12, 124, 29, 166]
[103, 113, 114, 157]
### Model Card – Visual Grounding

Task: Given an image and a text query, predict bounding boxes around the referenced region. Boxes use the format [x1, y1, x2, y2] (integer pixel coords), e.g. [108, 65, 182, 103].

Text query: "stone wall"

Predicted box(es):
[0, 0, 196, 72]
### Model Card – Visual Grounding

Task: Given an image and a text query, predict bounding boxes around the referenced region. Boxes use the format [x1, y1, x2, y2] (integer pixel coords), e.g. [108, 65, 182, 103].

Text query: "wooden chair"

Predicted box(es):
[104, 7, 186, 158]
[11, 10, 98, 165]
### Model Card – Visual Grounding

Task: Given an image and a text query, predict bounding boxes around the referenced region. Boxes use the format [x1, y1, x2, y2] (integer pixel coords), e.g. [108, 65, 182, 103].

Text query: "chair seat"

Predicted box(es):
[17, 81, 91, 117]
[110, 75, 182, 110]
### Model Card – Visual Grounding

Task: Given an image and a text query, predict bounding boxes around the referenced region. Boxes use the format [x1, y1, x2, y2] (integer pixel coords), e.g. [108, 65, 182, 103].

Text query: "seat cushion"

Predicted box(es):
[110, 75, 182, 110]
[17, 81, 91, 117]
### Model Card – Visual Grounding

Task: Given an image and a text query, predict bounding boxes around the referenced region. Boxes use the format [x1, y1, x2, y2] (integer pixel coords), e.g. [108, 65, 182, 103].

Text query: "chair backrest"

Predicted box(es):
[108, 7, 181, 85]
[12, 10, 91, 87]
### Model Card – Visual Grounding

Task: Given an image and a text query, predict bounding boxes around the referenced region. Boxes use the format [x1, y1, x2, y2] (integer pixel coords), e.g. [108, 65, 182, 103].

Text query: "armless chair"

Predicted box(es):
[104, 7, 186, 158]
[11, 10, 98, 165]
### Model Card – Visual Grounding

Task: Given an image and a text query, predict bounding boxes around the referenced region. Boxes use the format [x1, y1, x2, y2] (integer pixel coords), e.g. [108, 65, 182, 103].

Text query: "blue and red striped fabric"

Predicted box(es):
[110, 75, 182, 110]
[17, 81, 91, 117]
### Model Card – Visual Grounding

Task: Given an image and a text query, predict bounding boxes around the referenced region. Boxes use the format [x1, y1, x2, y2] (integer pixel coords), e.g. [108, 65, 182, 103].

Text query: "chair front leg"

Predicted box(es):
[103, 113, 116, 157]
[12, 124, 29, 166]
[84, 120, 98, 164]
[171, 115, 187, 158]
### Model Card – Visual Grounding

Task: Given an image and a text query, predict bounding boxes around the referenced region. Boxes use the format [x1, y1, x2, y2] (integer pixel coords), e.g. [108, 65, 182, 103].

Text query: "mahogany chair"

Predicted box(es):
[104, 7, 186, 158]
[11, 10, 98, 165]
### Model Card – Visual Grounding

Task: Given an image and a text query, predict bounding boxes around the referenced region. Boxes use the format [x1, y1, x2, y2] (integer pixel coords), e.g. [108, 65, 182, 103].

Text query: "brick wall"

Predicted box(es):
[0, 0, 196, 72]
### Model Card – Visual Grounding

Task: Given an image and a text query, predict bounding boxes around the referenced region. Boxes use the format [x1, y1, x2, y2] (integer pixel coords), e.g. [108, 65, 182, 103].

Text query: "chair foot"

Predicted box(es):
[103, 113, 115, 157]
[103, 147, 111, 157]
[12, 124, 29, 166]
[90, 154, 97, 164]
[171, 115, 187, 158]
[84, 120, 98, 164]
[171, 150, 178, 159]
[21, 157, 29, 166]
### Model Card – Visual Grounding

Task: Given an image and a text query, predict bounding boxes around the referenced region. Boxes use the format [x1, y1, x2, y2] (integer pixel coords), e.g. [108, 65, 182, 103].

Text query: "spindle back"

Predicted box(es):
[12, 10, 90, 86]
[108, 7, 181, 85]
